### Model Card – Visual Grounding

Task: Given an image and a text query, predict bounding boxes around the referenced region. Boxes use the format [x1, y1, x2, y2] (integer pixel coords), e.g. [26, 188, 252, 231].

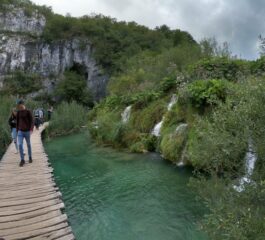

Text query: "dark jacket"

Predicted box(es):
[16, 110, 33, 132]
[8, 114, 17, 129]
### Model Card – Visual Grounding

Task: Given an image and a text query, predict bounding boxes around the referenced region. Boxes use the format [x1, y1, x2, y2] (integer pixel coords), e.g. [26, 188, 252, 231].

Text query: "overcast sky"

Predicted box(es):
[31, 0, 265, 59]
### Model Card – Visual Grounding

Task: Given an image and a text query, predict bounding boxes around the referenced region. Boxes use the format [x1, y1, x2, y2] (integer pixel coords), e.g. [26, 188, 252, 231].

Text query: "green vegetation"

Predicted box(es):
[189, 57, 250, 81]
[90, 43, 265, 238]
[47, 101, 87, 138]
[187, 79, 231, 108]
[188, 78, 265, 239]
[54, 71, 93, 107]
[0, 0, 52, 18]
[43, 15, 197, 74]
[2, 71, 42, 97]
[0, 96, 14, 157]
[1, 1, 265, 238]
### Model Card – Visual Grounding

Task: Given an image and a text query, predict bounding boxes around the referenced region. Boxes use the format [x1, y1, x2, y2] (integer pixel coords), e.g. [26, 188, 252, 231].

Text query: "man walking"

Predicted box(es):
[16, 100, 34, 167]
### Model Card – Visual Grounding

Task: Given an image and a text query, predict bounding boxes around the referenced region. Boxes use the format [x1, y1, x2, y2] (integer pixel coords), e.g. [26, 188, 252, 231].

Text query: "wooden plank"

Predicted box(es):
[0, 124, 74, 239]
[56, 234, 75, 240]
[0, 210, 62, 230]
[3, 222, 69, 240]
[0, 183, 56, 192]
[29, 227, 73, 240]
[0, 189, 58, 200]
[0, 192, 61, 208]
[0, 214, 68, 236]
[0, 203, 65, 223]
[0, 198, 62, 214]
[0, 199, 62, 217]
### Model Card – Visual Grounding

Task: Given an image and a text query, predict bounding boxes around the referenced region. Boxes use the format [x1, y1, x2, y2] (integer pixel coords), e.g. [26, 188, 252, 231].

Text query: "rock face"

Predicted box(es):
[0, 6, 108, 100]
[0, 6, 45, 36]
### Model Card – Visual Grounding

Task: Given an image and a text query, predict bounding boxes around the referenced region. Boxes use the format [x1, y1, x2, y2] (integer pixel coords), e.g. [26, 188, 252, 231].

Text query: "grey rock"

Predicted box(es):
[0, 6, 109, 100]
[0, 6, 45, 36]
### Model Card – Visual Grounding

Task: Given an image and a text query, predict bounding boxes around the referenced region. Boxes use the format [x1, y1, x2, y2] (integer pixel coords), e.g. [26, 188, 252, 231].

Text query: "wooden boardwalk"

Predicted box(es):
[0, 125, 75, 240]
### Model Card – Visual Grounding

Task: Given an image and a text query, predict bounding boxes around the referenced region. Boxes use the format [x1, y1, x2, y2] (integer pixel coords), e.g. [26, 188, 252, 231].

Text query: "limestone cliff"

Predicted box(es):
[0, 6, 108, 100]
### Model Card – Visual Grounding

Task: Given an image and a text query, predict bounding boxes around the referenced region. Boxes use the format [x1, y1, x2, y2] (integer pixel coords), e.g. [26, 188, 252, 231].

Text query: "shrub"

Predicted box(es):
[250, 57, 265, 76]
[188, 78, 265, 239]
[189, 58, 250, 82]
[47, 101, 87, 137]
[0, 96, 14, 157]
[129, 134, 157, 153]
[54, 71, 93, 107]
[2, 71, 42, 97]
[130, 98, 167, 133]
[160, 124, 188, 163]
[187, 79, 231, 108]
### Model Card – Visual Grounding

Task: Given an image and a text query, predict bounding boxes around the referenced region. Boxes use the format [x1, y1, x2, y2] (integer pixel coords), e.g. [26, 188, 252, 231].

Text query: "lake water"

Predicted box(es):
[44, 133, 207, 240]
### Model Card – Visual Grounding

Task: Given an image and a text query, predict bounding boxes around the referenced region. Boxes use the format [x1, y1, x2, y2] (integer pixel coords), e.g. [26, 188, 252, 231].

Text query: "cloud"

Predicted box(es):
[31, 0, 265, 59]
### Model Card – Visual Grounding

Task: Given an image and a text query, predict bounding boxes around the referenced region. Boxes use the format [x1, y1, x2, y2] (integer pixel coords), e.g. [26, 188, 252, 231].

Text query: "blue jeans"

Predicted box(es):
[18, 131, 32, 161]
[11, 128, 18, 150]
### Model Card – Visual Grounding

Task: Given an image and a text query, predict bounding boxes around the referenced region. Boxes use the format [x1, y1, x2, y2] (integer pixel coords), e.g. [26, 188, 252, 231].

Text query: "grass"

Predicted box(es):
[46, 101, 88, 138]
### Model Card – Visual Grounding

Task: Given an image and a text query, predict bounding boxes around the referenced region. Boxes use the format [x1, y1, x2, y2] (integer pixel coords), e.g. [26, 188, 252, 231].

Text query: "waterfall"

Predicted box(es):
[233, 140, 257, 192]
[176, 124, 188, 167]
[121, 106, 132, 124]
[92, 121, 99, 129]
[152, 117, 165, 137]
[175, 123, 188, 134]
[151, 95, 178, 137]
[167, 94, 178, 111]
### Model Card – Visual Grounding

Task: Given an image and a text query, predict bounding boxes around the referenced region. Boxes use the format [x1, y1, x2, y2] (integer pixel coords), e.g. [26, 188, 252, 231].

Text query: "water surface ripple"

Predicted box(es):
[45, 133, 207, 240]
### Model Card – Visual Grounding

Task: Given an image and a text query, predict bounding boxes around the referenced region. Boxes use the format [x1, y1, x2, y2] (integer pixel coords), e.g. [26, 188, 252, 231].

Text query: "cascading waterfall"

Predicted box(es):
[167, 94, 178, 111]
[152, 118, 165, 137]
[175, 124, 188, 167]
[152, 95, 177, 137]
[233, 139, 257, 192]
[121, 106, 132, 123]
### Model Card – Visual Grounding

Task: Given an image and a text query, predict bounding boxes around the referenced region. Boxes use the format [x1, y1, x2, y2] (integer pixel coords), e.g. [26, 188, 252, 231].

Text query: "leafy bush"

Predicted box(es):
[47, 101, 87, 137]
[190, 177, 265, 240]
[129, 134, 157, 153]
[250, 57, 265, 76]
[2, 71, 42, 97]
[160, 127, 188, 163]
[0, 96, 14, 157]
[189, 58, 250, 82]
[108, 44, 201, 95]
[130, 98, 167, 133]
[188, 79, 231, 108]
[54, 71, 93, 107]
[188, 78, 265, 239]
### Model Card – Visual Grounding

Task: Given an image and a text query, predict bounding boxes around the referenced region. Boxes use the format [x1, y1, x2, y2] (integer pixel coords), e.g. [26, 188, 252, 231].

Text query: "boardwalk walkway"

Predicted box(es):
[0, 125, 75, 240]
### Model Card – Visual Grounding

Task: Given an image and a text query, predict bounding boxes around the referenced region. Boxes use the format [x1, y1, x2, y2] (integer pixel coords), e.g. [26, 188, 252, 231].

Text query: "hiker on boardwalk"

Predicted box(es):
[39, 108, 44, 124]
[16, 100, 34, 167]
[33, 108, 41, 130]
[47, 105, 53, 121]
[8, 108, 18, 154]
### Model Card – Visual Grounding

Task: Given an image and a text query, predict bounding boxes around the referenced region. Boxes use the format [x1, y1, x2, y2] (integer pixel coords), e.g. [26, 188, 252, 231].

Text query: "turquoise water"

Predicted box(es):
[44, 133, 207, 240]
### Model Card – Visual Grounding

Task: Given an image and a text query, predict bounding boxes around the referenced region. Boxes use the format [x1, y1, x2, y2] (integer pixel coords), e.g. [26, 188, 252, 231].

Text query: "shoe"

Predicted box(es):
[19, 160, 25, 167]
[14, 150, 18, 154]
[29, 157, 33, 163]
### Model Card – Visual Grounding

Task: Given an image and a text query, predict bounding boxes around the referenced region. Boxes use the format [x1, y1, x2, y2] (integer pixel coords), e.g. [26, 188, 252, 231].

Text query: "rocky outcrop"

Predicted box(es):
[0, 6, 45, 36]
[0, 6, 108, 100]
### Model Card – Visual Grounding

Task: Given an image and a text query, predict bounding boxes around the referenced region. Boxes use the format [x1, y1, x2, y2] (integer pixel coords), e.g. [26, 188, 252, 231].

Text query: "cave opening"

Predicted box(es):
[69, 62, 88, 79]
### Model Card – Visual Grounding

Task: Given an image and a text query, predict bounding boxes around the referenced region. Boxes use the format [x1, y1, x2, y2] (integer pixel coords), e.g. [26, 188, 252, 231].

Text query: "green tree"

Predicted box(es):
[55, 71, 93, 107]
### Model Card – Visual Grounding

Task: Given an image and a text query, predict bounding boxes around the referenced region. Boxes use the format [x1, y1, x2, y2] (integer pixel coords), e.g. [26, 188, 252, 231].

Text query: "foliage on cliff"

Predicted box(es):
[0, 0, 52, 17]
[42, 15, 197, 74]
